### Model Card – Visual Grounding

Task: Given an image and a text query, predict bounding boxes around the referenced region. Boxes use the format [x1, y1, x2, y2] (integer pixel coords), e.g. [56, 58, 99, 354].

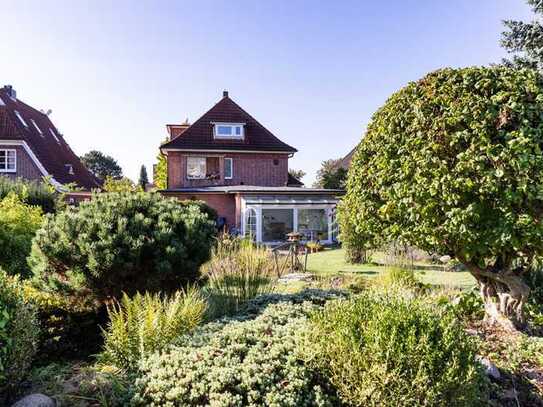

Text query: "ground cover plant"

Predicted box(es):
[30, 192, 216, 301]
[132, 290, 344, 407]
[340, 66, 543, 329]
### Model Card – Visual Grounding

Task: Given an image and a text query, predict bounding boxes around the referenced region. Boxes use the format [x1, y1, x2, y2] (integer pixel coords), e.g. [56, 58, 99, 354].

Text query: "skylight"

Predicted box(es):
[31, 119, 43, 136]
[49, 128, 60, 143]
[14, 110, 28, 127]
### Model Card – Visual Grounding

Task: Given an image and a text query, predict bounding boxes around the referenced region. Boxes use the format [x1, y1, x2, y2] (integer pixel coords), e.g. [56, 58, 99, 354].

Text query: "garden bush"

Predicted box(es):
[304, 291, 486, 406]
[202, 234, 277, 317]
[100, 287, 207, 372]
[373, 267, 422, 290]
[0, 175, 57, 213]
[23, 283, 106, 362]
[0, 270, 40, 401]
[132, 290, 343, 407]
[0, 192, 43, 278]
[30, 192, 216, 301]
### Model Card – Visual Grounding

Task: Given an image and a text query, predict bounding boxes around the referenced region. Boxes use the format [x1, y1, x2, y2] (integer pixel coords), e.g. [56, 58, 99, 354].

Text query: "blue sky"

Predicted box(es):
[1, 0, 533, 184]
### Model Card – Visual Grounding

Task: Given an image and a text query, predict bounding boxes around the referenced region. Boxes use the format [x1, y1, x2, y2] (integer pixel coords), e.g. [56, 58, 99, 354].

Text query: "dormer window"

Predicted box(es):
[65, 164, 74, 175]
[212, 122, 244, 139]
[14, 110, 28, 127]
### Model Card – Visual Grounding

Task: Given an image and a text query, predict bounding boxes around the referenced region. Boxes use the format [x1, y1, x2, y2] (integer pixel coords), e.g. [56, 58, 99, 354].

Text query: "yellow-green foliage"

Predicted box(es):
[0, 270, 40, 400]
[374, 267, 421, 290]
[100, 287, 207, 371]
[201, 235, 276, 317]
[0, 192, 43, 277]
[303, 291, 486, 406]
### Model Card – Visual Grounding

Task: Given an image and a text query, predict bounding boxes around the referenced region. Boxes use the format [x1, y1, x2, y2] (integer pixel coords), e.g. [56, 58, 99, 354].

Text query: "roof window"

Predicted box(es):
[14, 110, 28, 127]
[65, 164, 74, 175]
[31, 119, 43, 136]
[49, 128, 60, 143]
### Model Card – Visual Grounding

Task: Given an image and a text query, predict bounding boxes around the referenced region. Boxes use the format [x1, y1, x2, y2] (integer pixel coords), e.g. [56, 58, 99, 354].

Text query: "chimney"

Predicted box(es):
[3, 85, 16, 99]
[223, 90, 229, 98]
[166, 119, 191, 140]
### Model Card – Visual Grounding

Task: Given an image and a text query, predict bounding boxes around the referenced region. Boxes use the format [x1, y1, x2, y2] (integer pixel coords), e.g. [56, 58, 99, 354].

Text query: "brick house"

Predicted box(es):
[160, 91, 341, 244]
[0, 85, 101, 194]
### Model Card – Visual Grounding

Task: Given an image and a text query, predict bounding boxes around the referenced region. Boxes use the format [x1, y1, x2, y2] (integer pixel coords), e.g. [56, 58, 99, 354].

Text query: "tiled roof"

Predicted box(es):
[0, 86, 101, 190]
[161, 92, 297, 153]
[338, 145, 358, 170]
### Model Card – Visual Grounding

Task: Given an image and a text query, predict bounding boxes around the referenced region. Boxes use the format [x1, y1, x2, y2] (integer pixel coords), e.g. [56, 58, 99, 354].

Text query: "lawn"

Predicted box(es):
[305, 248, 476, 289]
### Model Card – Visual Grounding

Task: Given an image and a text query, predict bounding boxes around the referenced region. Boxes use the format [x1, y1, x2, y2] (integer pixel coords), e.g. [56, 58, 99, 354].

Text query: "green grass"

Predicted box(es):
[305, 248, 476, 289]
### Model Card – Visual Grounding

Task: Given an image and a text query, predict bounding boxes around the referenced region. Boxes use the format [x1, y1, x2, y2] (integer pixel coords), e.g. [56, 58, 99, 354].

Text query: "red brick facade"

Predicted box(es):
[163, 191, 237, 227]
[167, 152, 289, 189]
[0, 144, 43, 181]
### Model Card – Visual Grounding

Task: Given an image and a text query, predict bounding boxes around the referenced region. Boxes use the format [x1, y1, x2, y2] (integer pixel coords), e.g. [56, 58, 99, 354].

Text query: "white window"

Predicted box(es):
[0, 149, 16, 172]
[49, 128, 60, 143]
[65, 164, 74, 175]
[245, 208, 257, 240]
[224, 157, 233, 179]
[14, 111, 28, 127]
[212, 122, 244, 139]
[187, 156, 206, 179]
[31, 119, 43, 136]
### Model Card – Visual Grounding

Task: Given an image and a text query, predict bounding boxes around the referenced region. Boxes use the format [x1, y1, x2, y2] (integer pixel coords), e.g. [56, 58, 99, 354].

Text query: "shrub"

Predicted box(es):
[340, 67, 543, 328]
[23, 283, 106, 362]
[100, 288, 207, 372]
[374, 267, 422, 290]
[304, 291, 486, 406]
[0, 175, 57, 213]
[201, 235, 276, 317]
[30, 192, 216, 301]
[0, 192, 43, 278]
[0, 270, 40, 400]
[132, 290, 343, 407]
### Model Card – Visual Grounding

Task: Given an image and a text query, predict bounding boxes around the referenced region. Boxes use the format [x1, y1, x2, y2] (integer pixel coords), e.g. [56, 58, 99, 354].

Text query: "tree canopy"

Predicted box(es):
[501, 0, 543, 71]
[81, 150, 123, 180]
[154, 139, 168, 190]
[139, 165, 149, 190]
[313, 159, 348, 189]
[340, 67, 543, 329]
[288, 168, 306, 182]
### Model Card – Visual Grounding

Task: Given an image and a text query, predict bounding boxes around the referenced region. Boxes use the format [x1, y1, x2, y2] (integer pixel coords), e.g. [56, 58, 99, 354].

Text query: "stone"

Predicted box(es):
[11, 394, 56, 407]
[476, 356, 501, 380]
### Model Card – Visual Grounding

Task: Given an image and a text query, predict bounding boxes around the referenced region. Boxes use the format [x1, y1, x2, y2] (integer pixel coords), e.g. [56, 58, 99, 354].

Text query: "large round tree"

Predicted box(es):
[340, 67, 543, 329]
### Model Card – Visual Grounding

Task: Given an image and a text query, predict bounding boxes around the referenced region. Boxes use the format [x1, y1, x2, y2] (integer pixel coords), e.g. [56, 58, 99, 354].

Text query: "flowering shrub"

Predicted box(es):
[132, 290, 343, 406]
[303, 291, 486, 406]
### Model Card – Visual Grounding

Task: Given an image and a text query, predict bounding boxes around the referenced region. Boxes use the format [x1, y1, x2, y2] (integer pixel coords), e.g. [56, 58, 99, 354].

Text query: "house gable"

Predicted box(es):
[0, 85, 101, 190]
[161, 91, 297, 154]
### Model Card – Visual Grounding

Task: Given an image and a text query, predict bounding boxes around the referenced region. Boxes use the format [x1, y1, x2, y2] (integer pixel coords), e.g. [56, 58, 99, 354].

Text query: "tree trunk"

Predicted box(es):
[473, 271, 530, 331]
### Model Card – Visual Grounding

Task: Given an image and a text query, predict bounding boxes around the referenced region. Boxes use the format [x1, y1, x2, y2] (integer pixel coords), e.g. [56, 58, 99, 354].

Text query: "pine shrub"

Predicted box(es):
[100, 287, 207, 372]
[303, 291, 486, 406]
[30, 192, 216, 301]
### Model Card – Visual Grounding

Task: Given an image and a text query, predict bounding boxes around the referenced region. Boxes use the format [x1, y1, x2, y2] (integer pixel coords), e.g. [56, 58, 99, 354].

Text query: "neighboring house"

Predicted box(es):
[160, 91, 342, 244]
[338, 145, 357, 170]
[0, 85, 101, 194]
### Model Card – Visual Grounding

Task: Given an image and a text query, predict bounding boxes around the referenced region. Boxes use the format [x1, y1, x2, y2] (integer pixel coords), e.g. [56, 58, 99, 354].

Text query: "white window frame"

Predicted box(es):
[224, 157, 233, 179]
[186, 156, 207, 179]
[14, 111, 28, 127]
[65, 164, 74, 175]
[31, 119, 43, 136]
[0, 149, 17, 173]
[212, 122, 245, 140]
